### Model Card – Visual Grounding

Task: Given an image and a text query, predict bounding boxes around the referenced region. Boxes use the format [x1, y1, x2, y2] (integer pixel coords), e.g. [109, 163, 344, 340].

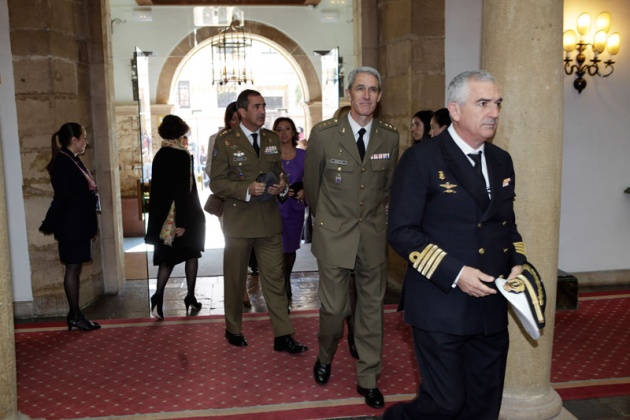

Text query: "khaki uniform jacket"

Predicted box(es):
[210, 126, 284, 238]
[303, 116, 399, 269]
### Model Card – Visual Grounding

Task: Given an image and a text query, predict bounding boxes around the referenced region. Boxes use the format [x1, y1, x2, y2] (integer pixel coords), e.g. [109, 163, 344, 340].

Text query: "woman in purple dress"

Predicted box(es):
[273, 117, 306, 300]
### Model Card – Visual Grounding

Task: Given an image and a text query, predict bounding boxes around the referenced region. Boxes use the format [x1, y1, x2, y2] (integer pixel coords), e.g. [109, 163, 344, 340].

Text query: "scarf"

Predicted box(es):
[159, 139, 193, 246]
[58, 149, 98, 191]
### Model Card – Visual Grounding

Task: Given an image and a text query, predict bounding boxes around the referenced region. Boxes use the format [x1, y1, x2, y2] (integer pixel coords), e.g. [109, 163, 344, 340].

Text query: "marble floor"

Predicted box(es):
[16, 254, 630, 419]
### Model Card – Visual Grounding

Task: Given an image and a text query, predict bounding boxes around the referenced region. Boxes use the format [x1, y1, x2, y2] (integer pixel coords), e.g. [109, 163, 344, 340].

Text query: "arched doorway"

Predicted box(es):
[140, 24, 321, 280]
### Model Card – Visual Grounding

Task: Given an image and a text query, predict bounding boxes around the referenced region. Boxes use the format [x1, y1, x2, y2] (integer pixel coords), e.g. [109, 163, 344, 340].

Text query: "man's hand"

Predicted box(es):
[457, 266, 496, 297]
[268, 173, 287, 196]
[175, 227, 186, 237]
[507, 265, 523, 280]
[248, 181, 267, 196]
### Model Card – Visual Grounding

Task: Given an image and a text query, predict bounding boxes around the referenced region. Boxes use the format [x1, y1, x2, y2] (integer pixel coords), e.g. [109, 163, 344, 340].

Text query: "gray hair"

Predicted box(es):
[346, 66, 382, 91]
[447, 70, 496, 106]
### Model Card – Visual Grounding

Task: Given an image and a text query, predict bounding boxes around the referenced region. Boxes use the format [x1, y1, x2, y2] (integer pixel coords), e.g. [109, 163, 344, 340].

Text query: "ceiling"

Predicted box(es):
[135, 0, 321, 5]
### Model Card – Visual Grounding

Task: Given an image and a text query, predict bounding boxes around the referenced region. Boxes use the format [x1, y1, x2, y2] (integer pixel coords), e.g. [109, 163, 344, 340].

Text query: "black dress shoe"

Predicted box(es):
[225, 330, 248, 347]
[313, 358, 331, 385]
[357, 385, 384, 409]
[273, 335, 308, 354]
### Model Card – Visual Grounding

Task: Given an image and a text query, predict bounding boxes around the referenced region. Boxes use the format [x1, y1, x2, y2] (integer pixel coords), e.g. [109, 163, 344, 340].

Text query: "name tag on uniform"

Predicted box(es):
[330, 159, 347, 165]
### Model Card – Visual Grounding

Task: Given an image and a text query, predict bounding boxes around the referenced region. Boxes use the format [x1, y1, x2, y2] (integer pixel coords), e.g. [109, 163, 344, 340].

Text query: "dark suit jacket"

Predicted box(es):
[145, 146, 205, 251]
[304, 116, 399, 269]
[387, 131, 527, 336]
[40, 148, 98, 243]
[210, 126, 284, 238]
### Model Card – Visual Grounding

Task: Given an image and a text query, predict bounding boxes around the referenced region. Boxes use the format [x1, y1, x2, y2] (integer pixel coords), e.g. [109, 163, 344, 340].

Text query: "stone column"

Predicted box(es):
[371, 0, 447, 282]
[481, 1, 570, 418]
[88, 0, 125, 294]
[0, 142, 18, 418]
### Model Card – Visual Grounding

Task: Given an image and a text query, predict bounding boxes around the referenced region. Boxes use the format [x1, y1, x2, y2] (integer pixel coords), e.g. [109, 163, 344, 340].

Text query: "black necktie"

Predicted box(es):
[251, 133, 259, 156]
[468, 152, 486, 185]
[357, 128, 366, 161]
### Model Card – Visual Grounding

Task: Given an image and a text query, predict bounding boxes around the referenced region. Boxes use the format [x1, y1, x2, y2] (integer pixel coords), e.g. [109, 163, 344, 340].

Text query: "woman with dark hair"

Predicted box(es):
[429, 107, 451, 137]
[411, 110, 432, 144]
[145, 115, 205, 319]
[273, 117, 306, 301]
[40, 122, 101, 331]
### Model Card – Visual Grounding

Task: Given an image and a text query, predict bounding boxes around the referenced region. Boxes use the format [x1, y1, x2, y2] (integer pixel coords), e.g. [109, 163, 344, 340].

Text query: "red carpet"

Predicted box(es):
[16, 307, 418, 419]
[551, 292, 630, 400]
[15, 295, 630, 418]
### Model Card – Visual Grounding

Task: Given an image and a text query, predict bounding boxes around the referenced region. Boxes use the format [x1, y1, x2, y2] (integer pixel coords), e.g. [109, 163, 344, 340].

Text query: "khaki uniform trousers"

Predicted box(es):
[223, 234, 295, 338]
[317, 240, 387, 389]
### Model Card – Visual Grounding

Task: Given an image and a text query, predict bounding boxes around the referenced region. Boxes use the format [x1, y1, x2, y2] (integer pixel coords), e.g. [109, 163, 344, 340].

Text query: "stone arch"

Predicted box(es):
[156, 21, 321, 106]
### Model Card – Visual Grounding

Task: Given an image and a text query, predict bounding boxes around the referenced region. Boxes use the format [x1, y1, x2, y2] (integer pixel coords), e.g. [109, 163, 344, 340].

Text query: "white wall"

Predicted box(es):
[559, 0, 630, 272]
[109, 0, 356, 104]
[445, 0, 630, 275]
[445, 0, 482, 99]
[0, 0, 34, 302]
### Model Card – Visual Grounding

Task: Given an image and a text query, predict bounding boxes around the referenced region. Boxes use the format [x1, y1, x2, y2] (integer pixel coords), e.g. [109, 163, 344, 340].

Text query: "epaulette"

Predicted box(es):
[261, 127, 277, 136]
[313, 118, 341, 131]
[378, 120, 398, 133]
[218, 129, 232, 137]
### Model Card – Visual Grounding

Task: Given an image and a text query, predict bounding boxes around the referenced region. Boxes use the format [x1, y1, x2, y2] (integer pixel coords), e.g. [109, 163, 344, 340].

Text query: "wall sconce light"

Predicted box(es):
[563, 11, 621, 93]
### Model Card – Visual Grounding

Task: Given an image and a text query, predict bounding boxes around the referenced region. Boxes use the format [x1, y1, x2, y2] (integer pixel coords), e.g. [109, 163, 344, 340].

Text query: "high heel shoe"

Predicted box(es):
[67, 312, 101, 332]
[184, 295, 202, 315]
[151, 293, 164, 319]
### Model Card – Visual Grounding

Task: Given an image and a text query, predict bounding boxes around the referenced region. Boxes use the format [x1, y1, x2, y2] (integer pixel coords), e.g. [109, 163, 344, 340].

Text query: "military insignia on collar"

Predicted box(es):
[438, 171, 446, 180]
[440, 182, 457, 193]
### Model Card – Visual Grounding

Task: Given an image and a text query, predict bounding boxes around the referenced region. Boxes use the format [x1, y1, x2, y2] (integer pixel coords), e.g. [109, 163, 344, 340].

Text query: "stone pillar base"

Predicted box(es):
[500, 389, 575, 420]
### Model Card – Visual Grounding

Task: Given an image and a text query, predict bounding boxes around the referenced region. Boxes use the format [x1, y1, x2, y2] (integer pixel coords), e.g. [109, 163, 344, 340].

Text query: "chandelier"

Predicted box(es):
[563, 11, 621, 94]
[211, 18, 253, 86]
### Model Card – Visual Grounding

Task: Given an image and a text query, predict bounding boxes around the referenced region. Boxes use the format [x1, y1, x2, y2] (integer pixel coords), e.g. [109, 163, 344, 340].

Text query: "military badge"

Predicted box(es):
[440, 182, 457, 193]
[264, 145, 279, 155]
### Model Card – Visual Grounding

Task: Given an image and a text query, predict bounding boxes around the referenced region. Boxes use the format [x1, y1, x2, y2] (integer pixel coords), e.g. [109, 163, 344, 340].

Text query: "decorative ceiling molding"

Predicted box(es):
[136, 0, 321, 5]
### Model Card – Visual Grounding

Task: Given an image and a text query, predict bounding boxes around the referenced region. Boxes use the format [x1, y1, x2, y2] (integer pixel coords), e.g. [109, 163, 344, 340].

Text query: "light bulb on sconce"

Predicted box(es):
[563, 11, 621, 94]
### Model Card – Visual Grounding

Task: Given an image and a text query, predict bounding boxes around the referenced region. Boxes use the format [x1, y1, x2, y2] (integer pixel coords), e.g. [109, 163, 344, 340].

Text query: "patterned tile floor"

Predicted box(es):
[16, 254, 630, 419]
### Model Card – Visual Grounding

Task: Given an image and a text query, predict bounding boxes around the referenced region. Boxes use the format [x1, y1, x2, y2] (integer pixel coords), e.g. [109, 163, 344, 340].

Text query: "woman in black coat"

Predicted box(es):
[144, 115, 205, 319]
[40, 122, 101, 331]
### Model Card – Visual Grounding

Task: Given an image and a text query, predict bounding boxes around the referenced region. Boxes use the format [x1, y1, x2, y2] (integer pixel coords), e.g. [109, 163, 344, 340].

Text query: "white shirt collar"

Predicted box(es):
[347, 114, 373, 143]
[239, 123, 260, 144]
[448, 125, 485, 156]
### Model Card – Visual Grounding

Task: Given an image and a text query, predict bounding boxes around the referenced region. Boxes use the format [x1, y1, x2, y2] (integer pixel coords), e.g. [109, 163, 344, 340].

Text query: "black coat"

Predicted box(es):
[144, 146, 205, 251]
[388, 132, 527, 336]
[40, 148, 98, 243]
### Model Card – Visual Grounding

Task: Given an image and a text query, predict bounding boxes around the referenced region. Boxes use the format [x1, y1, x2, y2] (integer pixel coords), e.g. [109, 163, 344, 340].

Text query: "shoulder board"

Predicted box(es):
[218, 129, 232, 137]
[378, 121, 398, 133]
[313, 118, 341, 131]
[261, 128, 277, 136]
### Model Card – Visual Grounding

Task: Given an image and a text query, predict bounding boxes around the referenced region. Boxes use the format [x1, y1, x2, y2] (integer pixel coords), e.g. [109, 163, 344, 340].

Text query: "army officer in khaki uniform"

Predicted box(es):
[303, 67, 399, 408]
[210, 89, 307, 354]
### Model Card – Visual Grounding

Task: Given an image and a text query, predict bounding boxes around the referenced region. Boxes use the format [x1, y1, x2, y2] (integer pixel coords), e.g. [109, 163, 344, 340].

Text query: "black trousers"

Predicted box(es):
[383, 327, 509, 420]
